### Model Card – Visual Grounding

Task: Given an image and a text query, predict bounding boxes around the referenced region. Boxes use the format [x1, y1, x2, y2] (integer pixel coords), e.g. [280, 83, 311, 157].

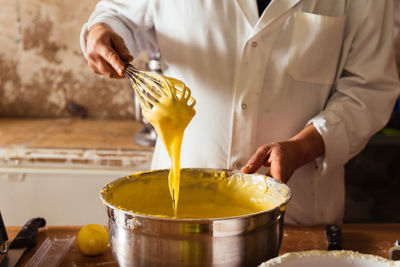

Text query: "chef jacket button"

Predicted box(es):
[251, 41, 257, 47]
[241, 103, 247, 110]
[234, 162, 242, 169]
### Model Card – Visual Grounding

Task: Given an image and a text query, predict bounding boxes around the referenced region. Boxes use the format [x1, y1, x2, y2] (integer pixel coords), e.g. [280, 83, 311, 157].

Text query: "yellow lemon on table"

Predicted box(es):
[77, 224, 109, 256]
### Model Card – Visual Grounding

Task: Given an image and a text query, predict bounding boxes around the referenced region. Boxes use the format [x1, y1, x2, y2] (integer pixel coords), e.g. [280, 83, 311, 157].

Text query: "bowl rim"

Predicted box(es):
[99, 168, 292, 222]
[260, 250, 400, 267]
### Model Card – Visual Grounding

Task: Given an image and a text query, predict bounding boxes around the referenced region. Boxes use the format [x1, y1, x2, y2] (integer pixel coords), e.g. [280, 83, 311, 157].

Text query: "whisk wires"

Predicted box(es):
[124, 63, 196, 111]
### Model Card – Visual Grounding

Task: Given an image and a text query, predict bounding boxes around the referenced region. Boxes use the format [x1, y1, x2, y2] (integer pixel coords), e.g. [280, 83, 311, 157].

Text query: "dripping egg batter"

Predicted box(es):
[117, 73, 284, 218]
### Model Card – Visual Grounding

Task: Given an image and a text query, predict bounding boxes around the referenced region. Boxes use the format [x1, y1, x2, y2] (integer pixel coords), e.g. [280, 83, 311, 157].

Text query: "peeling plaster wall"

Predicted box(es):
[0, 1, 399, 119]
[0, 0, 134, 119]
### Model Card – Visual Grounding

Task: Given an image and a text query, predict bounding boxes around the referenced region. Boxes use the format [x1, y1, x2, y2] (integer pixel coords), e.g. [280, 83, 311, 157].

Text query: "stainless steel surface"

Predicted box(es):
[132, 95, 143, 123]
[124, 63, 195, 113]
[131, 52, 162, 124]
[0, 212, 7, 255]
[390, 240, 400, 260]
[100, 168, 291, 267]
[131, 53, 160, 147]
[133, 124, 157, 147]
[0, 244, 6, 255]
[0, 249, 24, 267]
[147, 52, 162, 74]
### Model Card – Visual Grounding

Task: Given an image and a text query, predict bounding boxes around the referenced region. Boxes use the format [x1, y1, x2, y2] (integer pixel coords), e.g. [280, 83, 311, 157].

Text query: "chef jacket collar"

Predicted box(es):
[235, 0, 303, 36]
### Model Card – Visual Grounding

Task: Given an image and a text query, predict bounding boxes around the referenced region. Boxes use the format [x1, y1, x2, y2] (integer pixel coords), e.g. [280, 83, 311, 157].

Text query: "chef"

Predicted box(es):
[80, 0, 400, 224]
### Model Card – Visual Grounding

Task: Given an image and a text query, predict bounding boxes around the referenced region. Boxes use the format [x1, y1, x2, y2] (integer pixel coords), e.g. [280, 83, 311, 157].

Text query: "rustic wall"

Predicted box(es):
[0, 0, 134, 119]
[0, 1, 399, 119]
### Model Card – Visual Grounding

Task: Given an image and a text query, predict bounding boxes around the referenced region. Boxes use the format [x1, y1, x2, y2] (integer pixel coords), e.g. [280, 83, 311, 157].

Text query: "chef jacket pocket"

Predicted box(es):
[287, 11, 345, 85]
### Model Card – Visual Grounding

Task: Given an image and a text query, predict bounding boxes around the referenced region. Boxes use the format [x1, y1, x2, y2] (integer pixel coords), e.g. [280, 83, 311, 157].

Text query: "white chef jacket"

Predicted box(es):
[81, 0, 400, 224]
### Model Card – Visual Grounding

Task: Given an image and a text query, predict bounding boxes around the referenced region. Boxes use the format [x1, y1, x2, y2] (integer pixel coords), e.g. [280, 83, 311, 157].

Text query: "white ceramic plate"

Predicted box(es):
[260, 250, 400, 267]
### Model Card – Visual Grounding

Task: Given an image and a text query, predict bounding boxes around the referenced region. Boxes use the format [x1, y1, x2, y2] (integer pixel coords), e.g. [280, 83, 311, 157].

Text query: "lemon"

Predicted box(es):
[77, 224, 109, 256]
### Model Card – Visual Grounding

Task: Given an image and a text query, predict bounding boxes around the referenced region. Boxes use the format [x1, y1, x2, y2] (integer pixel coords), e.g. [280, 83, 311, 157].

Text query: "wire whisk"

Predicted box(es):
[124, 63, 196, 112]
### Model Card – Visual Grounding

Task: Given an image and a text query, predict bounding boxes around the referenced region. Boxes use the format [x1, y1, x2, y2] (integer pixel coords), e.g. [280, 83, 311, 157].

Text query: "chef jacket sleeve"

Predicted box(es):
[80, 0, 156, 59]
[308, 0, 400, 175]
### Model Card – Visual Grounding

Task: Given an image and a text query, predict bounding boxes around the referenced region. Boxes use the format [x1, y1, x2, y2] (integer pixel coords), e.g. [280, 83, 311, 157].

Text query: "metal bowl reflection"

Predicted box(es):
[100, 168, 291, 267]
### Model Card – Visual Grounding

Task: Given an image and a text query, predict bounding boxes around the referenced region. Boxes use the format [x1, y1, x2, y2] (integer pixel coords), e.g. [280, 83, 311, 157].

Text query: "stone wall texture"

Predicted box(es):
[0, 0, 133, 119]
[0, 0, 400, 119]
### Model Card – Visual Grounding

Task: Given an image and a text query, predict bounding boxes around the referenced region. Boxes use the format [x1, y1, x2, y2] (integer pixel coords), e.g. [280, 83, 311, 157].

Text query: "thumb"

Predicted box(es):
[111, 33, 133, 62]
[241, 163, 258, 174]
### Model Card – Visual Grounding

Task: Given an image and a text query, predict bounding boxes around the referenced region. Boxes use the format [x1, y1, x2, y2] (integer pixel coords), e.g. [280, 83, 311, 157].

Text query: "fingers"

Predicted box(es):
[268, 162, 286, 183]
[97, 45, 124, 76]
[241, 145, 270, 174]
[241, 142, 291, 183]
[86, 23, 133, 78]
[88, 54, 122, 78]
[111, 34, 133, 62]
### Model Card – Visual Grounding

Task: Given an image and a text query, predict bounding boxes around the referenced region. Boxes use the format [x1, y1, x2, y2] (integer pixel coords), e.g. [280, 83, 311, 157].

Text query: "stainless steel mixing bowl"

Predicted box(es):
[100, 168, 291, 267]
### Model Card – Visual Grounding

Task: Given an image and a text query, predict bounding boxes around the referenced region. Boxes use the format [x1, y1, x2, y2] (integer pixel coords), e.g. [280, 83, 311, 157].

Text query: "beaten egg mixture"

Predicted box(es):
[103, 170, 282, 218]
[141, 76, 196, 216]
[116, 72, 281, 218]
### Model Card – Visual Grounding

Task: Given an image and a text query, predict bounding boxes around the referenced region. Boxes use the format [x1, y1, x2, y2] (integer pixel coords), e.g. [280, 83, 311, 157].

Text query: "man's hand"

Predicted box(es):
[241, 141, 302, 183]
[86, 23, 133, 78]
[241, 124, 325, 183]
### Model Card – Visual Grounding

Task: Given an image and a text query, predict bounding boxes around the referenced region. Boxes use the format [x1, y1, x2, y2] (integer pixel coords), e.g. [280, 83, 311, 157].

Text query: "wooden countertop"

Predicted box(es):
[0, 119, 153, 170]
[0, 118, 152, 150]
[1, 224, 399, 266]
